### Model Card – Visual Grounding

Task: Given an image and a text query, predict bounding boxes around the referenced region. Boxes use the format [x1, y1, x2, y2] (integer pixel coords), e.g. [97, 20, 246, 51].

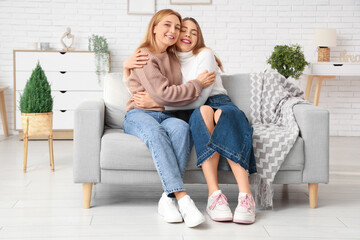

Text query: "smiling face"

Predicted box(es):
[153, 14, 181, 53]
[176, 20, 198, 52]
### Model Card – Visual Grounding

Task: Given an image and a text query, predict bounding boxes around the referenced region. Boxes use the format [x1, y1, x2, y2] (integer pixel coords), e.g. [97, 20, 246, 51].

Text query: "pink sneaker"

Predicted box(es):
[206, 190, 233, 222]
[233, 192, 256, 224]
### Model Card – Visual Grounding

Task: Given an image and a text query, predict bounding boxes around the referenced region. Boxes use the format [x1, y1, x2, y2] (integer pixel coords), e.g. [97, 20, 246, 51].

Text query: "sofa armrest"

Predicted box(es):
[293, 104, 329, 184]
[73, 99, 105, 183]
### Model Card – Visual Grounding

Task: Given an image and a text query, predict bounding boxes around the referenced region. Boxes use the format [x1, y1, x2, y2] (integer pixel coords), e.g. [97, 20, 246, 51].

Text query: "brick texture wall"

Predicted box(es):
[0, 0, 359, 136]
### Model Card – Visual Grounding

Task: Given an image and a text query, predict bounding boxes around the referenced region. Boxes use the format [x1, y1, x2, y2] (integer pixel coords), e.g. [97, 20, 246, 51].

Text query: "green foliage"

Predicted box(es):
[19, 62, 53, 113]
[267, 44, 310, 79]
[88, 34, 110, 82]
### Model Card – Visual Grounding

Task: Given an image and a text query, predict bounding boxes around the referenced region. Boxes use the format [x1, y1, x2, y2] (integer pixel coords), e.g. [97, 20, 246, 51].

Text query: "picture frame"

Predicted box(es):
[127, 0, 156, 15]
[170, 0, 212, 4]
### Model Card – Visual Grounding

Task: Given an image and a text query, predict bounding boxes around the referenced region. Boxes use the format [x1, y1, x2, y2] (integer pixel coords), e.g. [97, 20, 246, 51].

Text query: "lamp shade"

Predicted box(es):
[314, 29, 337, 47]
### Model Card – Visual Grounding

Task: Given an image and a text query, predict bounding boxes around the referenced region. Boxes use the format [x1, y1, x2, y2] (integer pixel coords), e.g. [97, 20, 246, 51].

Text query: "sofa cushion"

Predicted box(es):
[221, 74, 251, 120]
[100, 129, 152, 170]
[278, 137, 304, 171]
[103, 73, 130, 129]
[100, 129, 304, 172]
[100, 128, 201, 171]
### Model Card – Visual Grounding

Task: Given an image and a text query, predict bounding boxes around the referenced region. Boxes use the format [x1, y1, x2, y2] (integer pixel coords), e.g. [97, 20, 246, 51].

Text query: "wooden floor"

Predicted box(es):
[0, 135, 360, 239]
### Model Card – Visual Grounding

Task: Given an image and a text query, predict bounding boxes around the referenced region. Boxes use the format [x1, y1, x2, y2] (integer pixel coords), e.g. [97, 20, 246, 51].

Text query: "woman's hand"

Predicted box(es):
[123, 50, 149, 78]
[133, 92, 163, 109]
[196, 70, 216, 88]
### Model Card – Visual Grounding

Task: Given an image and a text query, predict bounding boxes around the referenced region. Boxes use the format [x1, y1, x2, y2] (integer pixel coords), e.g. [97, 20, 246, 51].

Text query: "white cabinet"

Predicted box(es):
[13, 50, 110, 138]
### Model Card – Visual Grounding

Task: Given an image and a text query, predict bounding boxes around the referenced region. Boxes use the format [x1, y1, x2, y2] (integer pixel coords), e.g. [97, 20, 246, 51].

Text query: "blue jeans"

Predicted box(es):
[123, 109, 192, 196]
[189, 94, 257, 174]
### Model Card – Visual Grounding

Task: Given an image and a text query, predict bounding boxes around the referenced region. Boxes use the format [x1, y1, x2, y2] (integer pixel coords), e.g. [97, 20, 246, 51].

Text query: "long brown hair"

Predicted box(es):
[182, 17, 224, 72]
[137, 9, 182, 55]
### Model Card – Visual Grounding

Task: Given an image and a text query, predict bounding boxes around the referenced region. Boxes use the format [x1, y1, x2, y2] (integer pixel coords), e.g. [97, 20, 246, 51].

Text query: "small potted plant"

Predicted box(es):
[88, 34, 110, 83]
[20, 62, 54, 172]
[267, 44, 309, 80]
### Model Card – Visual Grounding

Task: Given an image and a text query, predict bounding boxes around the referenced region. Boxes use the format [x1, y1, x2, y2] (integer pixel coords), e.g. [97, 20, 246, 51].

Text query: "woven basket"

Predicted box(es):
[318, 47, 330, 62]
[21, 112, 53, 137]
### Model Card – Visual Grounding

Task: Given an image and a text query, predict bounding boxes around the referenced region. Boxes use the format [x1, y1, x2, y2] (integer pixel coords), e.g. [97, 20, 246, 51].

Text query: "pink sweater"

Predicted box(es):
[126, 49, 202, 112]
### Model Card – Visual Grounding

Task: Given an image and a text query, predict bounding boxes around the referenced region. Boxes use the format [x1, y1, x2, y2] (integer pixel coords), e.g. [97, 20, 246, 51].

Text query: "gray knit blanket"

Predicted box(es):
[249, 69, 307, 208]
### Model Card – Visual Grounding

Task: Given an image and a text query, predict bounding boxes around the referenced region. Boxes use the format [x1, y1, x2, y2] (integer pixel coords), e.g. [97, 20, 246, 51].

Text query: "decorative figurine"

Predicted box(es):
[60, 27, 75, 51]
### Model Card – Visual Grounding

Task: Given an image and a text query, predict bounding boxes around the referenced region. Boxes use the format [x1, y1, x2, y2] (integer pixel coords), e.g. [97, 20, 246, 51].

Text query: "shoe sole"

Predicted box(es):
[158, 212, 183, 223]
[206, 210, 233, 222]
[233, 218, 255, 224]
[185, 217, 205, 228]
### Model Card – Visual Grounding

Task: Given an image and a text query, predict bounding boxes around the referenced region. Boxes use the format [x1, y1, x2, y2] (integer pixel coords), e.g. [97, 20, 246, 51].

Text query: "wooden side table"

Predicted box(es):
[0, 86, 9, 137]
[305, 75, 336, 106]
[304, 63, 360, 106]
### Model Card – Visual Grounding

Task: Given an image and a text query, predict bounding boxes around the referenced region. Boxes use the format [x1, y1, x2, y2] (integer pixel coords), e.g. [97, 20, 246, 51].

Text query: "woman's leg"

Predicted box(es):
[199, 105, 221, 196]
[123, 110, 186, 196]
[161, 117, 192, 200]
[197, 106, 232, 222]
[124, 110, 205, 227]
[214, 109, 251, 194]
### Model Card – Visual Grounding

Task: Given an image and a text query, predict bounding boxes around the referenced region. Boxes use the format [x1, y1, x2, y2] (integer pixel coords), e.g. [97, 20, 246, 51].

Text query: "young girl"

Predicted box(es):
[122, 10, 216, 228]
[126, 17, 257, 224]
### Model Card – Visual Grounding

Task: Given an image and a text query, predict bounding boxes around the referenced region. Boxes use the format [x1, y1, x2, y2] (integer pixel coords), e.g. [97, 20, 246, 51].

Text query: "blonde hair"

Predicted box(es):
[137, 9, 182, 55]
[182, 17, 224, 72]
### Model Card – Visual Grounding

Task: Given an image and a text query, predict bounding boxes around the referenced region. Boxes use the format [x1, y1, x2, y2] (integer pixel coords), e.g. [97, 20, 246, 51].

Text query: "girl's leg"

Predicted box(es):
[201, 106, 232, 222]
[161, 118, 191, 179]
[123, 110, 185, 195]
[124, 110, 205, 227]
[161, 117, 192, 201]
[161, 116, 205, 227]
[214, 109, 251, 195]
[199, 106, 221, 196]
[226, 160, 251, 194]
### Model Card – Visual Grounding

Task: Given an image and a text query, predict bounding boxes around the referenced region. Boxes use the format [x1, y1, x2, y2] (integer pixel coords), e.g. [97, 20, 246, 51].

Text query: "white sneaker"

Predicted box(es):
[233, 192, 256, 224]
[158, 192, 183, 223]
[178, 195, 205, 227]
[206, 190, 233, 222]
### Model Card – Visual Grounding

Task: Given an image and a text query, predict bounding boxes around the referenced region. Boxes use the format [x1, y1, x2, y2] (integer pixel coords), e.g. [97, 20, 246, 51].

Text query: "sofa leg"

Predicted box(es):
[83, 183, 93, 209]
[308, 183, 318, 208]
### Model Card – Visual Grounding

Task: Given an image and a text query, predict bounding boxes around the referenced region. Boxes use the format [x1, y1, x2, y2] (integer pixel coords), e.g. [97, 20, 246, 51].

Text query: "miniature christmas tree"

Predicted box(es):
[20, 62, 53, 113]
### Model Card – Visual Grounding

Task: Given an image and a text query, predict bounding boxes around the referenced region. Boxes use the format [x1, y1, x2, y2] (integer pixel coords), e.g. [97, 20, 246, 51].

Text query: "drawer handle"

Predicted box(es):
[333, 64, 343, 67]
[60, 110, 67, 113]
[59, 52, 66, 55]
[60, 71, 67, 74]
[60, 90, 67, 93]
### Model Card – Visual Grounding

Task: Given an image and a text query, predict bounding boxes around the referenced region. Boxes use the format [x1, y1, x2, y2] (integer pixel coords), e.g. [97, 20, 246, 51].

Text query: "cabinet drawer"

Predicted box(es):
[311, 63, 360, 75]
[16, 91, 103, 111]
[15, 109, 74, 130]
[53, 110, 74, 129]
[16, 71, 103, 91]
[15, 51, 109, 72]
[52, 91, 103, 110]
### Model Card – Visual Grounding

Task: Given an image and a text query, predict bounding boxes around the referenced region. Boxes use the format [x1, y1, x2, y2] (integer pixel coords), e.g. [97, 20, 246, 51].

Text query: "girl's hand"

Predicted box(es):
[123, 50, 149, 78]
[196, 70, 216, 88]
[133, 92, 163, 109]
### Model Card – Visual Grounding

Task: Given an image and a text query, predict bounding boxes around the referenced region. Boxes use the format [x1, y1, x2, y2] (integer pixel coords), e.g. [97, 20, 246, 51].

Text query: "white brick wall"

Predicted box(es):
[0, 0, 359, 136]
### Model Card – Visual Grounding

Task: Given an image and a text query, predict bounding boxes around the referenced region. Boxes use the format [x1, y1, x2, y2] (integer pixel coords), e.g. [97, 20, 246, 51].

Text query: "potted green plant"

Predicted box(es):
[267, 44, 310, 80]
[20, 62, 54, 172]
[88, 34, 110, 83]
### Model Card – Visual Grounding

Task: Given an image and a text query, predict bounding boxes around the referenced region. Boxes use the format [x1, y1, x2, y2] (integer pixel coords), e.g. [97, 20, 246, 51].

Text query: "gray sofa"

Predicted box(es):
[73, 73, 329, 209]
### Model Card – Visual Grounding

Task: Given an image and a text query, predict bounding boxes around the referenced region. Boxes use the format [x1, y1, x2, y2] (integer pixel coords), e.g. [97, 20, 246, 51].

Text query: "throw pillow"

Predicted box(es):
[103, 72, 131, 129]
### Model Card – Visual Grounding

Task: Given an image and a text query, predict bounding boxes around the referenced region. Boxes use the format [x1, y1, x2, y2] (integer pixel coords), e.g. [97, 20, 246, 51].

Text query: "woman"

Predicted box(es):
[125, 17, 257, 224]
[122, 9, 216, 228]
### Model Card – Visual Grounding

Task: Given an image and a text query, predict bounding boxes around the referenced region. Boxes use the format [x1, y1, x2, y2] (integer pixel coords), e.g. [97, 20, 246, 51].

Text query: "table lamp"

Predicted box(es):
[314, 29, 337, 62]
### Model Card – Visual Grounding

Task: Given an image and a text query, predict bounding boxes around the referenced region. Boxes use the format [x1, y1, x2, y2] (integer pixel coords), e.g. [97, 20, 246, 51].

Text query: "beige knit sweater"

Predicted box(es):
[126, 48, 202, 112]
